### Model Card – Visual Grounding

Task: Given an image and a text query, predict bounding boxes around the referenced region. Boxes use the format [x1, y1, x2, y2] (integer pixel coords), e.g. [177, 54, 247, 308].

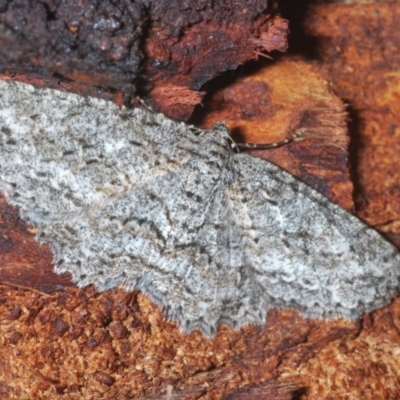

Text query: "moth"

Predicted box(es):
[0, 79, 399, 337]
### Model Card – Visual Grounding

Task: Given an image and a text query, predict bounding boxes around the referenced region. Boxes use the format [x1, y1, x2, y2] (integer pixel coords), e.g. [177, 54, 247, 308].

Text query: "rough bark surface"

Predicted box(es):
[0, 0, 145, 92]
[304, 3, 400, 240]
[0, 2, 400, 400]
[0, 0, 287, 120]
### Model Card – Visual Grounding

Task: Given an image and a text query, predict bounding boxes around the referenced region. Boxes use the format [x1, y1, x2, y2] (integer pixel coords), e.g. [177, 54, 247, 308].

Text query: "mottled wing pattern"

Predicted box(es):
[0, 80, 400, 337]
[0, 80, 251, 335]
[145, 183, 269, 336]
[231, 154, 400, 319]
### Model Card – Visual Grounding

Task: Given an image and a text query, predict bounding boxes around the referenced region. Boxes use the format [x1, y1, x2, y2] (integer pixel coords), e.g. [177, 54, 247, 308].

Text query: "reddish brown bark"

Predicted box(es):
[0, 2, 400, 400]
[304, 3, 400, 241]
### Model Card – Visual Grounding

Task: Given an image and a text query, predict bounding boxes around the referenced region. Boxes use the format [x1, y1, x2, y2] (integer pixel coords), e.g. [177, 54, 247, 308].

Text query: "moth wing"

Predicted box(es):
[0, 81, 251, 336]
[0, 82, 211, 279]
[230, 153, 400, 319]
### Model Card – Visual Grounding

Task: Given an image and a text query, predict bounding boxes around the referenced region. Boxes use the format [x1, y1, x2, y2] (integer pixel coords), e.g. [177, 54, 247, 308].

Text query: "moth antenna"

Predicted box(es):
[238, 128, 306, 150]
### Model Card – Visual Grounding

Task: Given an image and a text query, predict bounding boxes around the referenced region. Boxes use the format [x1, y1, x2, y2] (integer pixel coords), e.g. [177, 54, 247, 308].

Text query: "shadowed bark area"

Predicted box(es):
[0, 1, 400, 399]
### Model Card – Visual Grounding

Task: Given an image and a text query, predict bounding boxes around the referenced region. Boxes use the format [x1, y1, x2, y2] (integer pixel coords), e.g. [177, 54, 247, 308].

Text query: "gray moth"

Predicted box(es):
[0, 79, 399, 337]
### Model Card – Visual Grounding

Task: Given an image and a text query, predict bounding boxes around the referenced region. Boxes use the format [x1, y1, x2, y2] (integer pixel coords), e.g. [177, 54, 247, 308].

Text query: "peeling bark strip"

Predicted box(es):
[0, 0, 287, 119]
[142, 0, 287, 118]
